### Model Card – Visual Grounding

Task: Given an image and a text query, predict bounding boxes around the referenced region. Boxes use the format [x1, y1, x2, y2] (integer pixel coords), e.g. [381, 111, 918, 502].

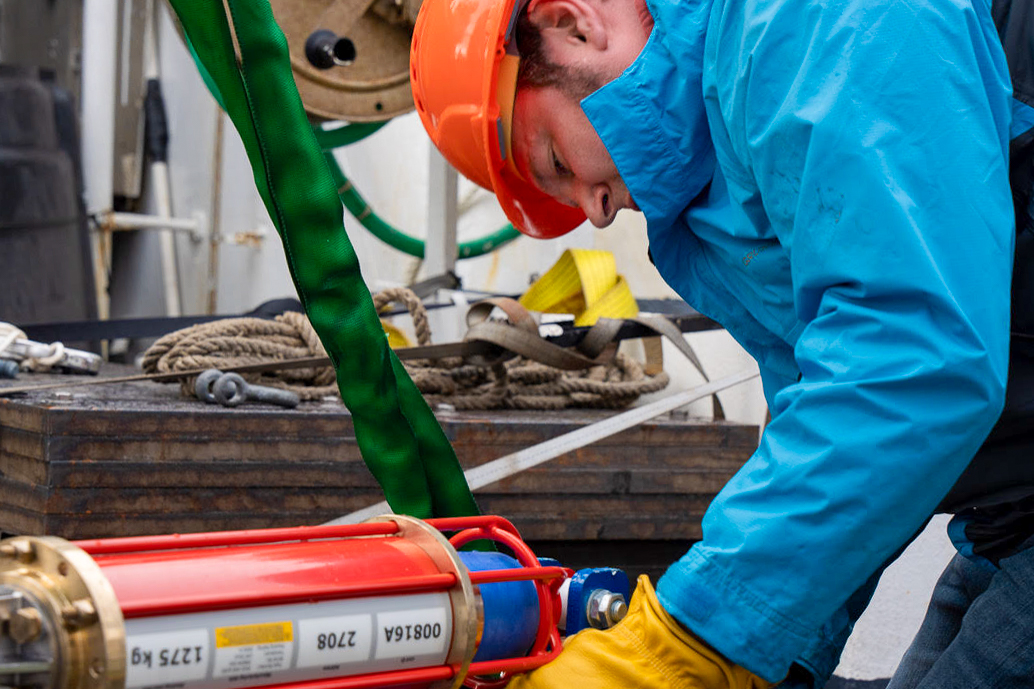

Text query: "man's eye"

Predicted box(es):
[552, 149, 569, 176]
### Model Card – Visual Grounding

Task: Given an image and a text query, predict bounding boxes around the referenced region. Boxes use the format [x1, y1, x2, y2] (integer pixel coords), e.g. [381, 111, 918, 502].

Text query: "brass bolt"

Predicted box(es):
[9, 607, 43, 644]
[74, 600, 97, 625]
[0, 541, 34, 563]
[62, 599, 97, 629]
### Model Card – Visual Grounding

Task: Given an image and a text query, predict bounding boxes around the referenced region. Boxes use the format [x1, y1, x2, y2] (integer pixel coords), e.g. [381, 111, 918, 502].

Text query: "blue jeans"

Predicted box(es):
[885, 541, 1034, 689]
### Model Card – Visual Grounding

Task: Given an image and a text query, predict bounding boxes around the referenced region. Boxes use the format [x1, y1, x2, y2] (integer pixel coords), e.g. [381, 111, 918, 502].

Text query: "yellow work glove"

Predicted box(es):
[507, 576, 774, 689]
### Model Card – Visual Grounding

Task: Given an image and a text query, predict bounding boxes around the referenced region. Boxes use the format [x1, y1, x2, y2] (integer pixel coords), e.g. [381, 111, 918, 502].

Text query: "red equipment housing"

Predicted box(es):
[0, 515, 569, 689]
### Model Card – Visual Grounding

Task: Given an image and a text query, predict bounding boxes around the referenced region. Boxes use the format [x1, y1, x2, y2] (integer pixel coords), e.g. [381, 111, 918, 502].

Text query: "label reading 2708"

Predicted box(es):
[375, 608, 448, 660]
[297, 614, 372, 669]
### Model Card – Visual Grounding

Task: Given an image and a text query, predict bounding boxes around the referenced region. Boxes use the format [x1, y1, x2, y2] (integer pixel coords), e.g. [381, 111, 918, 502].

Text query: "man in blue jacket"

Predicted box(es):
[411, 0, 1034, 685]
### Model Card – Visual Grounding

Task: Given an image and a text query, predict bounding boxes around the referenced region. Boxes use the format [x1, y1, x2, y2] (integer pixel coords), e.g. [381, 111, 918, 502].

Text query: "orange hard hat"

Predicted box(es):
[410, 0, 586, 239]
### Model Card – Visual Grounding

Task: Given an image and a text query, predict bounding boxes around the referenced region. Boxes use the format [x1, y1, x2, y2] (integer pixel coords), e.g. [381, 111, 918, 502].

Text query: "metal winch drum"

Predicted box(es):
[268, 0, 423, 121]
[0, 515, 629, 689]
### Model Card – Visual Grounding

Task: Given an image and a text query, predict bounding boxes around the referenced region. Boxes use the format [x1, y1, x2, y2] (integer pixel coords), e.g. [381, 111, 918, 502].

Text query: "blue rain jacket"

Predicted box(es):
[581, 0, 1027, 681]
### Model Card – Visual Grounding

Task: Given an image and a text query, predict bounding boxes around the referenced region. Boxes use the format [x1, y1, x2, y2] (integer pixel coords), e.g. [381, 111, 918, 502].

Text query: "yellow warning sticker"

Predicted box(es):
[215, 621, 293, 648]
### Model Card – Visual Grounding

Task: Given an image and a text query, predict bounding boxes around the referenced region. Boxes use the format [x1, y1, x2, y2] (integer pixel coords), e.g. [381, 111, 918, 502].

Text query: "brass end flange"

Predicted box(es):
[0, 537, 125, 689]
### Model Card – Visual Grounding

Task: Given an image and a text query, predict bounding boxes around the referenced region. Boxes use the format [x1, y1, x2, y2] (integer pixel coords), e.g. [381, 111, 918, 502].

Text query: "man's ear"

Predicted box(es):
[526, 0, 607, 50]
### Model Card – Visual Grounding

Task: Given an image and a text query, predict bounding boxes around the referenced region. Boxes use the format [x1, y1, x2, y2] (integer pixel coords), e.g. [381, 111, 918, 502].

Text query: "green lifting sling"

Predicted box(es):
[165, 0, 480, 521]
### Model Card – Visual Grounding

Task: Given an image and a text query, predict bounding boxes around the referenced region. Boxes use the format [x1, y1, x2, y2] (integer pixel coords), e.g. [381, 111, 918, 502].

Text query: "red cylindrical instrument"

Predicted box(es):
[0, 516, 573, 689]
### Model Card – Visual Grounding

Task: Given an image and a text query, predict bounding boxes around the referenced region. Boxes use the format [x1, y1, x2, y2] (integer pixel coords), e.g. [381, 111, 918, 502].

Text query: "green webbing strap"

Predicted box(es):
[166, 0, 480, 521]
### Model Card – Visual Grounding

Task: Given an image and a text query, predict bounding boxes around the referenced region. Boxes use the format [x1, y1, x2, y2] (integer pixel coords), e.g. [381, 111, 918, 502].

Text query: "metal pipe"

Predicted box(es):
[206, 110, 225, 314]
[145, 3, 182, 317]
[425, 145, 458, 278]
[103, 211, 201, 237]
[81, 0, 117, 216]
[81, 0, 119, 322]
[149, 161, 183, 315]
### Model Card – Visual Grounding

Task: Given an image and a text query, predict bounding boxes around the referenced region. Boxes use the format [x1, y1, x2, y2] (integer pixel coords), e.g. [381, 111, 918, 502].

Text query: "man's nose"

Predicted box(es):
[578, 183, 614, 228]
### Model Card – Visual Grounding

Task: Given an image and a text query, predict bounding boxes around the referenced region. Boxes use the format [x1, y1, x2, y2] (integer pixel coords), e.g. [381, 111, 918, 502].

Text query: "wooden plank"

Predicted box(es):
[45, 460, 738, 493]
[0, 436, 49, 485]
[49, 460, 380, 489]
[28, 510, 706, 542]
[0, 477, 48, 512]
[46, 407, 358, 440]
[18, 408, 753, 471]
[488, 444, 753, 470]
[33, 409, 754, 451]
[31, 513, 342, 540]
[42, 436, 364, 463]
[36, 435, 750, 471]
[0, 400, 47, 434]
[464, 467, 736, 495]
[1, 425, 45, 463]
[37, 486, 378, 515]
[32, 486, 715, 516]
[0, 503, 46, 537]
[476, 494, 715, 516]
[445, 414, 758, 448]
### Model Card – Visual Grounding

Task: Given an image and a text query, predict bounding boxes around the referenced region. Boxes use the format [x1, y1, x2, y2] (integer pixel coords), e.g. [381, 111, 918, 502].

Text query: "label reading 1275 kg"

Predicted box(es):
[126, 628, 210, 689]
[374, 607, 448, 660]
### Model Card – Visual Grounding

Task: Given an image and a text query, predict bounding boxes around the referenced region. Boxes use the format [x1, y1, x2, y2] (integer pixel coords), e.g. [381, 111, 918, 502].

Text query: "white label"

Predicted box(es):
[297, 614, 373, 669]
[126, 629, 209, 689]
[375, 608, 449, 660]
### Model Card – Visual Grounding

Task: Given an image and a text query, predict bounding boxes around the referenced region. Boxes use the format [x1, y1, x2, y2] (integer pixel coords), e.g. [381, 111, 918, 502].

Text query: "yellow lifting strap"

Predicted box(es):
[381, 321, 413, 349]
[519, 249, 639, 326]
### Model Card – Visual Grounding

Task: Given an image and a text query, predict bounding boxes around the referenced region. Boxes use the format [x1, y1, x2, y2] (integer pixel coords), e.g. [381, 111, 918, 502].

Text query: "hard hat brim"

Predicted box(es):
[486, 8, 587, 239]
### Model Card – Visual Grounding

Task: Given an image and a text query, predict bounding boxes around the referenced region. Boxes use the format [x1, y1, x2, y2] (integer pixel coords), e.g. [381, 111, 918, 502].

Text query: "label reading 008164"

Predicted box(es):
[374, 607, 448, 661]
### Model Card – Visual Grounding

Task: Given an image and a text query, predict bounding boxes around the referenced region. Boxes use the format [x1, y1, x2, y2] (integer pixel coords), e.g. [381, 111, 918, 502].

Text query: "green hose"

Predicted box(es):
[314, 123, 522, 259]
[313, 121, 389, 148]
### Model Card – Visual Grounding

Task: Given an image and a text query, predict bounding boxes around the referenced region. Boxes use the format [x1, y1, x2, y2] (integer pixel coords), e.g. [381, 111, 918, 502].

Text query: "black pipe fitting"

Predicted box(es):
[305, 30, 357, 69]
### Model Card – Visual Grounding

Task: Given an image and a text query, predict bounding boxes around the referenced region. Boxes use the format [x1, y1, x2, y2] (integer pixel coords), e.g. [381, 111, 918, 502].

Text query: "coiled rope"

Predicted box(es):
[142, 288, 671, 410]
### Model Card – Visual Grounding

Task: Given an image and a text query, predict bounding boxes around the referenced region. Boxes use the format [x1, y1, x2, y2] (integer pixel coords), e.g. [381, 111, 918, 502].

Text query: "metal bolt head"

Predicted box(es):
[10, 607, 43, 644]
[62, 600, 98, 629]
[0, 541, 35, 563]
[586, 589, 628, 630]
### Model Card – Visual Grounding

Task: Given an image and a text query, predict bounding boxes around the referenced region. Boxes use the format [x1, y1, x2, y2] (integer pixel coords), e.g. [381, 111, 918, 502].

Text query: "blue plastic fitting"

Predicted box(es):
[458, 551, 541, 662]
[564, 567, 631, 634]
